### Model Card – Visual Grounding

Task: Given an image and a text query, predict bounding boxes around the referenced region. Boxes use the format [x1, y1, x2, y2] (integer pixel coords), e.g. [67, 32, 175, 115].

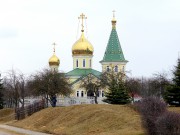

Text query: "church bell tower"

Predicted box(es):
[100, 11, 128, 73]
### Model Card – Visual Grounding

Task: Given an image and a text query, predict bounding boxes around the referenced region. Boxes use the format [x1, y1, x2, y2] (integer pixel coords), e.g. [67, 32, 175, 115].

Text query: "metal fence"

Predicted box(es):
[15, 100, 46, 120]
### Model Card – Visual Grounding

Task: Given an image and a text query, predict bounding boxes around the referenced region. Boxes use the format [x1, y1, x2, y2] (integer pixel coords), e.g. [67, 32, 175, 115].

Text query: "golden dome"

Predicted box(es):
[72, 32, 94, 55]
[49, 54, 60, 66]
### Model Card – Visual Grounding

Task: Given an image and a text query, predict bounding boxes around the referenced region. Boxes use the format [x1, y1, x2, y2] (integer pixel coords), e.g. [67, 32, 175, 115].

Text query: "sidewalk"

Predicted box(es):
[0, 124, 52, 135]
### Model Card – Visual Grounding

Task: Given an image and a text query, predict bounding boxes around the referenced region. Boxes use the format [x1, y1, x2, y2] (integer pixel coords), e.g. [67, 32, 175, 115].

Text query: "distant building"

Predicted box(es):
[48, 13, 128, 105]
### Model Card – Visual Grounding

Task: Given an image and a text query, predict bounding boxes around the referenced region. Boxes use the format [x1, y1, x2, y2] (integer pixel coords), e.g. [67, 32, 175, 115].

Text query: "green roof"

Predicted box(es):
[100, 28, 127, 62]
[70, 73, 100, 86]
[66, 68, 101, 77]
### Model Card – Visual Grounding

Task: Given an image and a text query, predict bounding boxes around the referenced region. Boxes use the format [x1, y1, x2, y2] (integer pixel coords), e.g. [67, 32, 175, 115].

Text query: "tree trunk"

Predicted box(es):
[46, 94, 49, 107]
[94, 96, 98, 104]
[132, 93, 134, 103]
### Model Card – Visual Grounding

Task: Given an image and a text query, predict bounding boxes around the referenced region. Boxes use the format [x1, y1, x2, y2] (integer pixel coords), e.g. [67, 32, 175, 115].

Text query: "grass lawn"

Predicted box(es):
[0, 108, 14, 124]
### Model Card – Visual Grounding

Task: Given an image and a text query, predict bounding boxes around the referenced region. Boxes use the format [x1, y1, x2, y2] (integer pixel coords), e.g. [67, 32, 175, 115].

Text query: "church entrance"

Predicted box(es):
[87, 90, 94, 97]
[87, 90, 100, 97]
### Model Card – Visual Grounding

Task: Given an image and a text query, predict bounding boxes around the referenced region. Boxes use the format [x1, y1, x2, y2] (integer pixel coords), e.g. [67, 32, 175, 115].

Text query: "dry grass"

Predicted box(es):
[6, 105, 180, 135]
[168, 107, 180, 113]
[11, 104, 144, 135]
[0, 108, 15, 123]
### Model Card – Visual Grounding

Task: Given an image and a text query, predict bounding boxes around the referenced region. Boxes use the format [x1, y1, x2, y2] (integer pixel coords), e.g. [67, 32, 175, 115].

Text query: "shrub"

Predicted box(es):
[136, 96, 167, 135]
[156, 111, 180, 135]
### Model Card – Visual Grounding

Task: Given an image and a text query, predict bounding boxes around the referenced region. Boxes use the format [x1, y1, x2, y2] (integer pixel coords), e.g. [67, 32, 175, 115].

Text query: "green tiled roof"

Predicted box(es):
[66, 68, 101, 77]
[70, 73, 99, 86]
[100, 28, 127, 62]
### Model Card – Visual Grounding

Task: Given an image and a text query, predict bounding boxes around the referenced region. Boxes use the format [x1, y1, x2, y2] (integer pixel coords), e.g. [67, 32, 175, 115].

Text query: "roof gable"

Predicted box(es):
[70, 73, 100, 86]
[66, 68, 101, 77]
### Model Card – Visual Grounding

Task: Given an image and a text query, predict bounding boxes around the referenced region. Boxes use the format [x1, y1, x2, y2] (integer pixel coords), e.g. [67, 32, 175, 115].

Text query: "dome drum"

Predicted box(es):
[49, 61, 60, 66]
[72, 49, 93, 55]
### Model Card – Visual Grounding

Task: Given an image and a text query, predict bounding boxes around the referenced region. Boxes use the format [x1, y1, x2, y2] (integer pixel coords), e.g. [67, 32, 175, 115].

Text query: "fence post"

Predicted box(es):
[15, 108, 20, 120]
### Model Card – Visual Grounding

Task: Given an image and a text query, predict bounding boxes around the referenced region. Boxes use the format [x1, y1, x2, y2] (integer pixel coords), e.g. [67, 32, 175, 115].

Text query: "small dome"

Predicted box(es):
[72, 32, 94, 55]
[49, 54, 60, 66]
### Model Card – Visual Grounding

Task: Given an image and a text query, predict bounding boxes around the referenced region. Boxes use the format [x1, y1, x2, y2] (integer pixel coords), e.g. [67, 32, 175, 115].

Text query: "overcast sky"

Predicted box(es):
[0, 0, 180, 77]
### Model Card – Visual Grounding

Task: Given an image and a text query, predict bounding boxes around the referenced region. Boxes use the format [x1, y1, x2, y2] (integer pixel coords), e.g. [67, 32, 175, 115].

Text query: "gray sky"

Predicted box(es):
[0, 0, 180, 77]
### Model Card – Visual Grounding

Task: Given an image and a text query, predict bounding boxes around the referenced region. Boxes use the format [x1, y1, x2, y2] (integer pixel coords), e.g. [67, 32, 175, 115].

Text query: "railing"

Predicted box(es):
[22, 96, 106, 107]
[15, 100, 46, 120]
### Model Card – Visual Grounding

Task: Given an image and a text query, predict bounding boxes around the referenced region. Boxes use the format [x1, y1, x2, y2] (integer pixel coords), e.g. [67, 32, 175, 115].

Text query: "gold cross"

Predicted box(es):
[113, 10, 116, 18]
[52, 42, 57, 53]
[78, 13, 87, 32]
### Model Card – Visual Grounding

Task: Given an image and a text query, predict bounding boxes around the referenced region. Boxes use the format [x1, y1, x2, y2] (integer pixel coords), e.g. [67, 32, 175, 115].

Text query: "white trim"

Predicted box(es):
[101, 61, 127, 65]
[73, 55, 93, 58]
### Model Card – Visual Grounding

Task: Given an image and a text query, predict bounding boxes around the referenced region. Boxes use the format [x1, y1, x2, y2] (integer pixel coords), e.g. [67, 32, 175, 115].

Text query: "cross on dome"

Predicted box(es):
[52, 42, 57, 53]
[111, 10, 117, 28]
[78, 13, 87, 32]
[113, 10, 116, 18]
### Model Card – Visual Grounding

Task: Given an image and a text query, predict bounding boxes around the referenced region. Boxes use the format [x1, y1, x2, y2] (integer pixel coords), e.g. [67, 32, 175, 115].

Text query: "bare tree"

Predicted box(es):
[3, 69, 26, 108]
[138, 73, 170, 98]
[153, 72, 170, 98]
[27, 69, 71, 107]
[125, 77, 141, 103]
[80, 74, 103, 104]
[0, 74, 3, 109]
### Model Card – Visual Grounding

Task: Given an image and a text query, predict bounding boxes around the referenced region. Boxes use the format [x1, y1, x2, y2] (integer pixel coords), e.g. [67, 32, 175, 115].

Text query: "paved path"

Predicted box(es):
[0, 124, 52, 135]
[0, 131, 13, 135]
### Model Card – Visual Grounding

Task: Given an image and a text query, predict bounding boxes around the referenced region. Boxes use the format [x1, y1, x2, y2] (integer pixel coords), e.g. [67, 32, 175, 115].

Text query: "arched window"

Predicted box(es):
[83, 59, 85, 67]
[76, 60, 78, 68]
[81, 91, 84, 97]
[107, 66, 110, 72]
[122, 66, 125, 72]
[115, 66, 118, 72]
[99, 91, 101, 97]
[77, 91, 79, 97]
[102, 91, 104, 97]
[90, 59, 91, 68]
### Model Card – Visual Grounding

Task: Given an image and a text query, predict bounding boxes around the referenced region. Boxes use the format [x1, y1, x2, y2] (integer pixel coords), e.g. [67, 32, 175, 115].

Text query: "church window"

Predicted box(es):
[81, 91, 84, 97]
[77, 91, 79, 97]
[76, 60, 78, 67]
[83, 59, 85, 67]
[99, 91, 101, 97]
[97, 90, 100, 97]
[90, 59, 91, 68]
[107, 66, 110, 72]
[115, 66, 118, 72]
[122, 66, 125, 72]
[102, 91, 104, 97]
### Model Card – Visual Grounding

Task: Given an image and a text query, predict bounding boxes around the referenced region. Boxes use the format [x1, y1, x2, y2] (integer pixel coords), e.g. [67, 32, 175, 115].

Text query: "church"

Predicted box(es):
[48, 13, 128, 104]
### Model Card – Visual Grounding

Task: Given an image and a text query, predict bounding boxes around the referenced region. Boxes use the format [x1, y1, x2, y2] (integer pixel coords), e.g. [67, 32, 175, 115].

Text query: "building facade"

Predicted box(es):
[48, 13, 128, 105]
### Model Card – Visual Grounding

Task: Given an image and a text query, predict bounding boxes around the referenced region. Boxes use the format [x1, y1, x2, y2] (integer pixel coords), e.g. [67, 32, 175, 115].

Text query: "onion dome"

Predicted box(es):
[49, 54, 60, 66]
[72, 32, 94, 55]
[72, 13, 94, 55]
[49, 42, 60, 66]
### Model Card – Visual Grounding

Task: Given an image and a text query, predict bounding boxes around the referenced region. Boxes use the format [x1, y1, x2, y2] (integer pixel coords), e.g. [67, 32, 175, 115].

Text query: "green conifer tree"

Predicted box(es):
[102, 71, 130, 104]
[0, 74, 4, 109]
[164, 59, 180, 106]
